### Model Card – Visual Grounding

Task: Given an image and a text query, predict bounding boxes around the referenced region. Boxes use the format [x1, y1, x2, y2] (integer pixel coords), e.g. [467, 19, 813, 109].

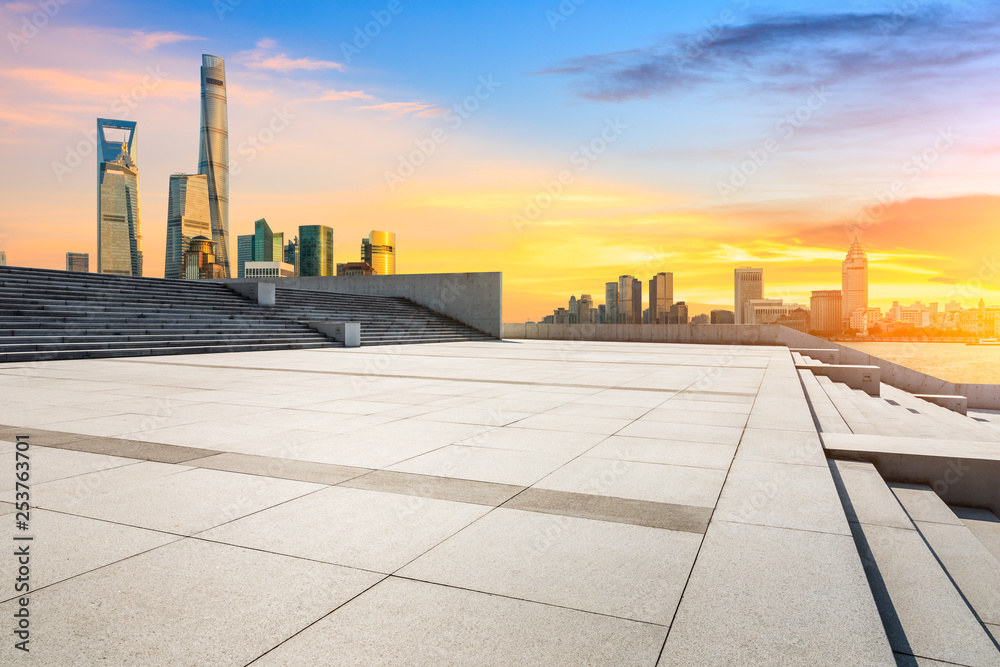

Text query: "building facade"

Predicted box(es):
[165, 173, 210, 279]
[66, 252, 89, 273]
[734, 267, 763, 324]
[842, 237, 869, 326]
[97, 118, 143, 277]
[236, 235, 253, 279]
[253, 219, 274, 262]
[361, 231, 395, 275]
[244, 261, 294, 278]
[605, 282, 618, 324]
[181, 236, 223, 280]
[198, 54, 230, 277]
[711, 310, 735, 325]
[299, 225, 335, 276]
[668, 301, 689, 325]
[810, 290, 843, 334]
[648, 272, 673, 324]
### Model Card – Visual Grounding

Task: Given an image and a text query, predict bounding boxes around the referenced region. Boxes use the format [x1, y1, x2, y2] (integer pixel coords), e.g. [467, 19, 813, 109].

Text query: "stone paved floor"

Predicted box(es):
[0, 340, 896, 665]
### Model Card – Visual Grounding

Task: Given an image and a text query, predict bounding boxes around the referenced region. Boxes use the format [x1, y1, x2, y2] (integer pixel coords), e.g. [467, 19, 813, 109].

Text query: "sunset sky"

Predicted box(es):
[2, 0, 999, 322]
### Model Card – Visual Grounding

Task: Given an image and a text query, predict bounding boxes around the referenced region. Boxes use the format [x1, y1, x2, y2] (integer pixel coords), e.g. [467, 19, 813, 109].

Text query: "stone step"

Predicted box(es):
[0, 340, 341, 363]
[828, 460, 1000, 665]
[953, 507, 1000, 563]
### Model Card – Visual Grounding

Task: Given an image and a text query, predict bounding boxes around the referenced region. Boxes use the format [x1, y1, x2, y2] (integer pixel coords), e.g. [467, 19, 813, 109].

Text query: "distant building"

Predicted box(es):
[362, 231, 395, 275]
[245, 261, 294, 278]
[165, 173, 210, 279]
[643, 308, 650, 324]
[734, 267, 763, 324]
[668, 302, 689, 325]
[776, 307, 811, 333]
[254, 219, 274, 262]
[579, 294, 593, 325]
[198, 54, 231, 277]
[236, 235, 254, 279]
[617, 276, 636, 324]
[691, 313, 709, 325]
[605, 282, 618, 324]
[632, 280, 642, 325]
[299, 225, 334, 276]
[810, 290, 843, 334]
[648, 272, 673, 324]
[272, 232, 284, 265]
[0, 251, 6, 266]
[746, 298, 806, 325]
[568, 296, 578, 323]
[181, 236, 223, 280]
[338, 262, 374, 276]
[66, 252, 89, 273]
[842, 237, 869, 327]
[597, 304, 606, 324]
[97, 118, 142, 277]
[711, 310, 735, 325]
[284, 237, 299, 275]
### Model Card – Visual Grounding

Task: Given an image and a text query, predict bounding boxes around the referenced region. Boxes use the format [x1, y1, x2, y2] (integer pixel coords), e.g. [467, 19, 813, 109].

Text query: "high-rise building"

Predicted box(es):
[299, 225, 334, 276]
[165, 173, 210, 279]
[810, 290, 843, 334]
[597, 304, 606, 324]
[618, 275, 640, 324]
[181, 236, 223, 280]
[579, 294, 593, 325]
[97, 118, 142, 276]
[272, 232, 284, 264]
[632, 280, 642, 325]
[568, 296, 578, 323]
[648, 272, 673, 324]
[669, 301, 689, 325]
[236, 234, 253, 279]
[734, 267, 763, 324]
[284, 237, 299, 276]
[198, 54, 230, 277]
[842, 237, 869, 326]
[711, 310, 735, 324]
[253, 219, 274, 262]
[66, 252, 89, 273]
[605, 282, 618, 324]
[361, 231, 396, 275]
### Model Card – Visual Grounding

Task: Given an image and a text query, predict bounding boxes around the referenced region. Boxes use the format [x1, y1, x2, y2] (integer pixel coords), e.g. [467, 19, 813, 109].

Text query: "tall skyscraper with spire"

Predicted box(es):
[97, 118, 142, 276]
[198, 54, 230, 277]
[842, 237, 869, 325]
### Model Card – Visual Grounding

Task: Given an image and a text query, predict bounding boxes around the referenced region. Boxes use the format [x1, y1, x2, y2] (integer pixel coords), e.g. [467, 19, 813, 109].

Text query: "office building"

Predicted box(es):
[632, 280, 642, 325]
[691, 313, 709, 325]
[181, 236, 223, 280]
[198, 54, 230, 277]
[236, 235, 253, 279]
[245, 261, 294, 278]
[568, 296, 578, 323]
[618, 275, 641, 324]
[273, 232, 284, 265]
[579, 294, 593, 325]
[734, 267, 763, 324]
[605, 282, 618, 324]
[65, 252, 89, 273]
[299, 225, 334, 276]
[97, 118, 142, 277]
[810, 290, 843, 334]
[597, 304, 606, 324]
[253, 219, 274, 262]
[284, 237, 298, 272]
[776, 308, 811, 333]
[648, 272, 673, 324]
[165, 173, 210, 279]
[361, 231, 396, 275]
[842, 237, 869, 326]
[668, 301, 689, 325]
[746, 298, 807, 325]
[711, 310, 735, 325]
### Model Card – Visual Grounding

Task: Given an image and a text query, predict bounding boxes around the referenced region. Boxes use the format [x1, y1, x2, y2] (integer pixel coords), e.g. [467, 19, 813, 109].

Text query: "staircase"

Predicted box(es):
[0, 266, 494, 362]
[830, 459, 1000, 664]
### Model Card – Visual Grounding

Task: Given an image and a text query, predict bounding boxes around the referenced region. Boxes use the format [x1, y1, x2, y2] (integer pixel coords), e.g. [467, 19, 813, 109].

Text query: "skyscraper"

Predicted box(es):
[579, 294, 593, 325]
[734, 267, 763, 324]
[66, 252, 89, 273]
[617, 276, 636, 324]
[253, 219, 274, 262]
[811, 290, 843, 334]
[299, 225, 334, 276]
[632, 280, 642, 325]
[198, 54, 230, 277]
[648, 272, 673, 324]
[284, 236, 299, 276]
[605, 282, 618, 324]
[842, 237, 869, 325]
[272, 232, 284, 264]
[164, 173, 210, 279]
[236, 234, 253, 279]
[97, 118, 142, 276]
[362, 231, 396, 275]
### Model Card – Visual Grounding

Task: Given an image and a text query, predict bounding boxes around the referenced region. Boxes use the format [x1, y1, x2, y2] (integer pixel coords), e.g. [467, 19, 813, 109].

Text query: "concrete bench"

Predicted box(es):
[796, 363, 881, 396]
[306, 321, 360, 347]
[913, 394, 968, 416]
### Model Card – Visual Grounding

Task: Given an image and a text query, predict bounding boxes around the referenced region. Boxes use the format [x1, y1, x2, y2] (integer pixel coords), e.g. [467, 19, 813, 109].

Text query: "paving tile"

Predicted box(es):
[735, 428, 828, 466]
[198, 486, 491, 573]
[641, 408, 749, 428]
[16, 462, 324, 535]
[534, 456, 727, 508]
[587, 435, 736, 470]
[254, 577, 667, 666]
[889, 483, 964, 526]
[0, 510, 179, 602]
[660, 521, 895, 667]
[341, 470, 522, 507]
[953, 507, 1000, 562]
[399, 508, 702, 624]
[43, 433, 219, 464]
[191, 452, 371, 485]
[828, 460, 913, 530]
[388, 445, 572, 486]
[0, 446, 139, 492]
[617, 419, 744, 445]
[0, 501, 13, 516]
[503, 487, 712, 533]
[0, 539, 382, 666]
[509, 413, 633, 435]
[413, 407, 533, 427]
[714, 459, 851, 535]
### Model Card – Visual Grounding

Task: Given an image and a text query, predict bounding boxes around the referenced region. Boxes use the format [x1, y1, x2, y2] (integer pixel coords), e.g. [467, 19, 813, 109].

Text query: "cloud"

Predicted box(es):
[240, 38, 345, 73]
[929, 276, 959, 284]
[543, 6, 1000, 101]
[358, 101, 440, 119]
[116, 30, 205, 51]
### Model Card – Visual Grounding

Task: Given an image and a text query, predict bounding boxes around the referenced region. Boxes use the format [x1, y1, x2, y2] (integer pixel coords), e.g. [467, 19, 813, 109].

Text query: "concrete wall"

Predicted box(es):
[222, 272, 503, 338]
[502, 323, 1000, 409]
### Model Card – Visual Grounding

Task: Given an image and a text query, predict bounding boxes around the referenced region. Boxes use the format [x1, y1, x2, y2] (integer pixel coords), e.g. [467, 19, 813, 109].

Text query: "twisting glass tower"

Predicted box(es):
[97, 118, 142, 276]
[198, 54, 230, 277]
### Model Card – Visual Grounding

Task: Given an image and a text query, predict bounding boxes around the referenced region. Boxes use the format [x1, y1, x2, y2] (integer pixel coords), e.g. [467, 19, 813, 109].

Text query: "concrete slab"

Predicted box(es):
[829, 460, 913, 530]
[190, 452, 371, 486]
[453, 426, 607, 457]
[889, 483, 964, 526]
[953, 506, 1000, 562]
[0, 446, 139, 492]
[735, 428, 828, 467]
[387, 444, 572, 486]
[617, 419, 744, 445]
[587, 435, 736, 470]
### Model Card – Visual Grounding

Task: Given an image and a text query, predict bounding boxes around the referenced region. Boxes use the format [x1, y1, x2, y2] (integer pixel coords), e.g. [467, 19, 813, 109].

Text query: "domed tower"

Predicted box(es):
[842, 237, 869, 326]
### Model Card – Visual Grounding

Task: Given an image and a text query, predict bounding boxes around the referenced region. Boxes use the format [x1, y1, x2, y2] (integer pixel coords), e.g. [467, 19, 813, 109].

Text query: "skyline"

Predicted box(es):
[2, 1, 1000, 320]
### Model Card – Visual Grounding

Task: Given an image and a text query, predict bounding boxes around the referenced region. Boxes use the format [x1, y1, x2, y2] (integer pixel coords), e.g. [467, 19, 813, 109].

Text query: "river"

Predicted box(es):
[839, 341, 1000, 384]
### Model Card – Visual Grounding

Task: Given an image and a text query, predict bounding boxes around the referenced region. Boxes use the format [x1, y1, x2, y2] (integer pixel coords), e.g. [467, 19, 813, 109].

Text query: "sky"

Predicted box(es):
[1, 0, 999, 322]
